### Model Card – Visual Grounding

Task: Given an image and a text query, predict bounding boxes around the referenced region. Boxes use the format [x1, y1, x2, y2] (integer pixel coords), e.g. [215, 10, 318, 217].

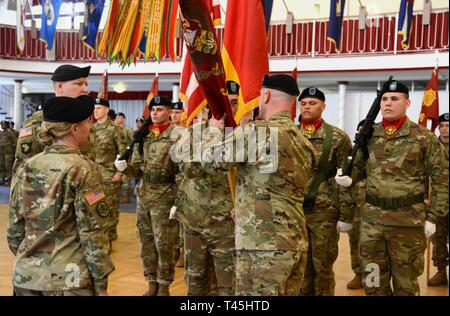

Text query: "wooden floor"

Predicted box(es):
[0, 205, 447, 296]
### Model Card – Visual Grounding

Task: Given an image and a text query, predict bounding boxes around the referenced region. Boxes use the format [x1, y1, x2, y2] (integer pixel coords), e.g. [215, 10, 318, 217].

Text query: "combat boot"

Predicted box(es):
[157, 284, 170, 296]
[143, 282, 159, 296]
[347, 274, 363, 289]
[428, 269, 448, 287]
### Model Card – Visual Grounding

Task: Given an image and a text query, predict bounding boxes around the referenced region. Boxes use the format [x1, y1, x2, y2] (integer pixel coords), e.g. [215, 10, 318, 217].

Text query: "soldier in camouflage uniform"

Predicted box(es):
[7, 96, 114, 296]
[198, 75, 317, 295]
[173, 106, 235, 296]
[336, 80, 449, 296]
[428, 113, 449, 287]
[297, 87, 354, 296]
[115, 112, 134, 204]
[0, 121, 16, 185]
[128, 96, 180, 296]
[13, 65, 94, 188]
[92, 99, 127, 242]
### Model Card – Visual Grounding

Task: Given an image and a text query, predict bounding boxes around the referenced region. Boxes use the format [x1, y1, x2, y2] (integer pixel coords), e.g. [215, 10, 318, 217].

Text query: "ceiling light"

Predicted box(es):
[113, 82, 127, 94]
[21, 87, 29, 94]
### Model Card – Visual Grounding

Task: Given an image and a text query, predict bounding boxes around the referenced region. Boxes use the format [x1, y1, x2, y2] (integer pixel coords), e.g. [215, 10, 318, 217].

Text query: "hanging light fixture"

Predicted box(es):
[113, 82, 127, 94]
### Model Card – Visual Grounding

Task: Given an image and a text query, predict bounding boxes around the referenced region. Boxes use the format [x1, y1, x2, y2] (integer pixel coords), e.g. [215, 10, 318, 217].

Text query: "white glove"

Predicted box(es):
[336, 221, 353, 234]
[335, 168, 353, 188]
[169, 206, 178, 220]
[425, 221, 436, 238]
[114, 155, 128, 172]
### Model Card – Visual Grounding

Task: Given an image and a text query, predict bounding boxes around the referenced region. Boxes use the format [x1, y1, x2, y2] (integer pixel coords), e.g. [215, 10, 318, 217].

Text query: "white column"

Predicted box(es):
[172, 84, 180, 102]
[338, 81, 348, 131]
[14, 80, 23, 130]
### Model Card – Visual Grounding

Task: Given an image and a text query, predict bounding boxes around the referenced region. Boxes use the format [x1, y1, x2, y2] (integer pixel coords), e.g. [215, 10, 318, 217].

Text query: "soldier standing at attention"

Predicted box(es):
[125, 96, 180, 296]
[201, 74, 317, 295]
[170, 101, 185, 128]
[13, 65, 92, 183]
[428, 112, 449, 287]
[336, 80, 448, 296]
[297, 87, 354, 296]
[7, 96, 114, 296]
[92, 98, 127, 242]
[115, 112, 134, 204]
[0, 121, 16, 185]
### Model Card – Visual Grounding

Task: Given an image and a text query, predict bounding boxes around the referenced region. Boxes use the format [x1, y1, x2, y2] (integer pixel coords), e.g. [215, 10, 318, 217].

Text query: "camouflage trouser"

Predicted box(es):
[136, 197, 179, 286]
[349, 212, 363, 275]
[235, 249, 307, 296]
[0, 145, 14, 180]
[360, 220, 426, 296]
[14, 287, 94, 296]
[432, 214, 449, 269]
[184, 227, 235, 296]
[102, 181, 121, 240]
[121, 172, 132, 198]
[300, 213, 339, 296]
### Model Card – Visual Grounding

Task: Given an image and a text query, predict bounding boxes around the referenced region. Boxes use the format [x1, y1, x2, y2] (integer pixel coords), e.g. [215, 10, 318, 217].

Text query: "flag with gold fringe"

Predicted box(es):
[419, 67, 440, 132]
[398, 0, 415, 49]
[82, 0, 105, 51]
[327, 0, 346, 51]
[207, 0, 222, 26]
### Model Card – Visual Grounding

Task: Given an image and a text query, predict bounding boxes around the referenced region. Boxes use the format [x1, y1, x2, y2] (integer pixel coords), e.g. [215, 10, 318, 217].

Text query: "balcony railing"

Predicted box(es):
[0, 10, 448, 62]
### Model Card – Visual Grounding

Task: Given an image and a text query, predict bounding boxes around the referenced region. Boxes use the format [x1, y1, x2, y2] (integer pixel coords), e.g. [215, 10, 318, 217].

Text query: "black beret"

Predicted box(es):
[149, 96, 172, 109]
[381, 80, 409, 98]
[262, 74, 300, 96]
[439, 113, 449, 123]
[226, 81, 240, 95]
[43, 96, 94, 123]
[51, 65, 91, 82]
[108, 109, 116, 119]
[94, 98, 110, 108]
[299, 87, 326, 102]
[171, 101, 184, 110]
[117, 112, 126, 118]
[136, 117, 144, 123]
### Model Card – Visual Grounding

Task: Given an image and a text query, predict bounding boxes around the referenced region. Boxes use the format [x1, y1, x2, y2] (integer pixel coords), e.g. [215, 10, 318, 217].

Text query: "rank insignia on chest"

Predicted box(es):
[304, 124, 316, 134]
[385, 125, 397, 136]
[152, 128, 160, 137]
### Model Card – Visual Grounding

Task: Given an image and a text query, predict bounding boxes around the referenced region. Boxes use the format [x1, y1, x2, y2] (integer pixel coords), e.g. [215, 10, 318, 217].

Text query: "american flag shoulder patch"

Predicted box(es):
[19, 127, 32, 138]
[84, 189, 106, 206]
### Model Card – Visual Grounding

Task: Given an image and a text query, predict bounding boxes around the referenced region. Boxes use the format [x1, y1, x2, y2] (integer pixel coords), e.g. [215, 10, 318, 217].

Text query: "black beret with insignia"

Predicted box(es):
[51, 64, 91, 82]
[171, 101, 184, 110]
[381, 80, 409, 98]
[94, 98, 110, 108]
[298, 87, 326, 102]
[226, 81, 240, 95]
[439, 113, 449, 123]
[43, 96, 94, 123]
[136, 117, 144, 123]
[149, 96, 172, 109]
[262, 74, 300, 96]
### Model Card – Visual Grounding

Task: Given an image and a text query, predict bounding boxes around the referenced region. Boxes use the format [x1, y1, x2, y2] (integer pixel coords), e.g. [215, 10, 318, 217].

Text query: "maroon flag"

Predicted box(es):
[179, 0, 236, 128]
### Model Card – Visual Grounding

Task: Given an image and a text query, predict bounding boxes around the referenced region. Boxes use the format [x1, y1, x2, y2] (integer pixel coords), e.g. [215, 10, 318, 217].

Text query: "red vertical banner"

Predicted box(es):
[419, 67, 440, 131]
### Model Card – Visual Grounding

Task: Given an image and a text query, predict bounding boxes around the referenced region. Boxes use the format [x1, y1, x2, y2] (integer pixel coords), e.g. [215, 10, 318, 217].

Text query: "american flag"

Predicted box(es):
[84, 189, 106, 206]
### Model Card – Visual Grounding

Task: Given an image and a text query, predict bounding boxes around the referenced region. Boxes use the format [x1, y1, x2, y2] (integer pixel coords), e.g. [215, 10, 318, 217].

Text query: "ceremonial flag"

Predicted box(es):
[40, 0, 62, 50]
[179, 49, 207, 127]
[16, 0, 25, 53]
[179, 0, 236, 128]
[82, 0, 105, 51]
[291, 67, 298, 120]
[398, 0, 415, 49]
[262, 0, 274, 32]
[207, 0, 222, 26]
[419, 67, 440, 132]
[222, 0, 272, 124]
[98, 0, 122, 58]
[327, 0, 346, 51]
[144, 76, 159, 118]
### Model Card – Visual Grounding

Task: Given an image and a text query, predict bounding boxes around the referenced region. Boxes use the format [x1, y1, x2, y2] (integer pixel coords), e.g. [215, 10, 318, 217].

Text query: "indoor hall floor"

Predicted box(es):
[0, 206, 448, 296]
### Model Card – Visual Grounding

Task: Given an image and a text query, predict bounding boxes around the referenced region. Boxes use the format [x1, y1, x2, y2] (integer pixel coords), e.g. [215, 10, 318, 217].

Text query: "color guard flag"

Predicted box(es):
[82, 0, 105, 51]
[398, 0, 415, 49]
[40, 0, 62, 50]
[419, 67, 440, 132]
[327, 0, 346, 51]
[222, 0, 272, 124]
[144, 75, 159, 118]
[207, 0, 222, 26]
[16, 0, 25, 53]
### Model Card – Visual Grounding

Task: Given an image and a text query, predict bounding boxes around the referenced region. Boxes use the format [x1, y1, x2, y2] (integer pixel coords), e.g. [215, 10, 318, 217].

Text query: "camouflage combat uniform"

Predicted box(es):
[199, 112, 317, 295]
[92, 118, 127, 240]
[119, 125, 134, 200]
[431, 138, 449, 273]
[348, 180, 366, 277]
[174, 123, 235, 296]
[131, 125, 180, 288]
[352, 118, 449, 296]
[297, 121, 353, 296]
[7, 145, 114, 296]
[0, 126, 16, 183]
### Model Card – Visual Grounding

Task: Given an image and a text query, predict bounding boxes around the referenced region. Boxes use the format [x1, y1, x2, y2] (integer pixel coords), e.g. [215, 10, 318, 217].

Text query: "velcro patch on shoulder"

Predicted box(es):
[19, 127, 32, 138]
[84, 188, 106, 206]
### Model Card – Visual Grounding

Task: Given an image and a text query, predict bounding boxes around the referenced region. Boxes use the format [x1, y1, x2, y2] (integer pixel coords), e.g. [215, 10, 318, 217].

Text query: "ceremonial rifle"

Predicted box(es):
[118, 114, 153, 161]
